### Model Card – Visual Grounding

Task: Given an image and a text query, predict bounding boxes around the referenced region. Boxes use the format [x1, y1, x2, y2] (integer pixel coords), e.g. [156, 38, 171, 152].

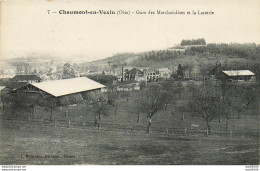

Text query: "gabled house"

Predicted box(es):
[158, 68, 172, 79]
[6, 74, 42, 90]
[11, 74, 42, 83]
[144, 68, 159, 81]
[125, 68, 146, 82]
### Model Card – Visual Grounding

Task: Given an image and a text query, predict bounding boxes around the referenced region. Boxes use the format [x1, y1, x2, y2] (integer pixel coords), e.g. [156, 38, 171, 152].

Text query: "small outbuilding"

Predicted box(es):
[218, 70, 256, 82]
[11, 74, 42, 83]
[6, 74, 42, 90]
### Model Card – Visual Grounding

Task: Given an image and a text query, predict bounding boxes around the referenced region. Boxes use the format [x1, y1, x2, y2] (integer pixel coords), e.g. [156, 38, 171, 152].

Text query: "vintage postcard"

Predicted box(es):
[0, 0, 259, 169]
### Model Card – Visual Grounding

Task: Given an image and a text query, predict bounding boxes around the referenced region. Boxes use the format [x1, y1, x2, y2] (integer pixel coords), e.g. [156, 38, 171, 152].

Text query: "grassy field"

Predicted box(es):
[0, 119, 259, 165]
[2, 86, 258, 134]
[0, 83, 259, 165]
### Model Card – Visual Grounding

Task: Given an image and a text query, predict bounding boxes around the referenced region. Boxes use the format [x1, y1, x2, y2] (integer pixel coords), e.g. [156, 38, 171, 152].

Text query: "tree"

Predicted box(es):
[177, 104, 188, 120]
[12, 62, 31, 74]
[236, 84, 245, 98]
[111, 64, 118, 74]
[139, 81, 147, 90]
[233, 102, 244, 119]
[121, 91, 130, 102]
[182, 64, 194, 79]
[81, 91, 109, 123]
[187, 81, 197, 97]
[160, 81, 177, 110]
[2, 91, 31, 118]
[33, 69, 38, 75]
[107, 91, 119, 116]
[87, 74, 116, 87]
[37, 96, 59, 121]
[241, 85, 257, 109]
[2, 90, 60, 121]
[62, 63, 76, 79]
[59, 93, 84, 117]
[220, 95, 232, 129]
[176, 64, 184, 80]
[218, 80, 235, 123]
[91, 93, 109, 121]
[135, 83, 167, 134]
[175, 81, 184, 99]
[180, 38, 206, 46]
[198, 62, 218, 82]
[188, 87, 221, 136]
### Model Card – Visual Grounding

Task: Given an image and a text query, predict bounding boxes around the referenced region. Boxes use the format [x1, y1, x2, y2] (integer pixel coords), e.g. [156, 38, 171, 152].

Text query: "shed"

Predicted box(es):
[6, 74, 42, 90]
[11, 74, 42, 83]
[220, 70, 256, 81]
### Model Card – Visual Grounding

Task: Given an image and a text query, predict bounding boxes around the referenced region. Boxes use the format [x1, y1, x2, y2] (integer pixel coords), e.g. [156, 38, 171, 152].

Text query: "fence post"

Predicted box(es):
[184, 128, 187, 136]
[69, 120, 71, 127]
[98, 123, 100, 130]
[83, 119, 85, 126]
[229, 129, 232, 137]
[29, 117, 31, 123]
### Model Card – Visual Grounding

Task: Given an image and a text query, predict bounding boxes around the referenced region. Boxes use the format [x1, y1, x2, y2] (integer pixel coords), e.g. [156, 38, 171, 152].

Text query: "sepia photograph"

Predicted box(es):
[0, 0, 259, 168]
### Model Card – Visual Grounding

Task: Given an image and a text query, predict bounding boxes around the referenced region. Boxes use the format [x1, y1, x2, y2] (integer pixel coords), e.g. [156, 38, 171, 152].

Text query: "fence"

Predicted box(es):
[1, 115, 258, 137]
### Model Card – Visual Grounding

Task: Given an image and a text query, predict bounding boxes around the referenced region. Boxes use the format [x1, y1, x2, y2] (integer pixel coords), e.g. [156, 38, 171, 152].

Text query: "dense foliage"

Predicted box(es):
[180, 38, 206, 46]
[142, 43, 260, 61]
[186, 43, 260, 59]
[87, 74, 116, 87]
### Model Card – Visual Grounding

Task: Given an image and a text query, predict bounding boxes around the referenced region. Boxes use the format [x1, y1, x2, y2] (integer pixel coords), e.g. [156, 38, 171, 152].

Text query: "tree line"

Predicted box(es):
[180, 38, 206, 46]
[142, 43, 260, 62]
[185, 43, 260, 60]
[143, 50, 181, 61]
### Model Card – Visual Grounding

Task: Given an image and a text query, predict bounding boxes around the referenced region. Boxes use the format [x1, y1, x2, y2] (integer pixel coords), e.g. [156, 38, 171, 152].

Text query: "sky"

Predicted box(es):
[1, 0, 260, 62]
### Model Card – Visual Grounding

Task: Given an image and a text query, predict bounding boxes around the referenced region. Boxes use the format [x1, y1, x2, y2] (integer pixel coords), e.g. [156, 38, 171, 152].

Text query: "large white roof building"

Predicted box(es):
[29, 77, 106, 97]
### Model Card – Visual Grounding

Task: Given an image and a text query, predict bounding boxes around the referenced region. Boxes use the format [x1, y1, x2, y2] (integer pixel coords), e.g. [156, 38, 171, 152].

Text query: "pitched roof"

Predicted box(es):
[158, 68, 171, 72]
[12, 74, 42, 81]
[222, 70, 255, 76]
[127, 68, 144, 75]
[0, 86, 6, 91]
[6, 82, 29, 90]
[145, 68, 159, 74]
[29, 77, 106, 97]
